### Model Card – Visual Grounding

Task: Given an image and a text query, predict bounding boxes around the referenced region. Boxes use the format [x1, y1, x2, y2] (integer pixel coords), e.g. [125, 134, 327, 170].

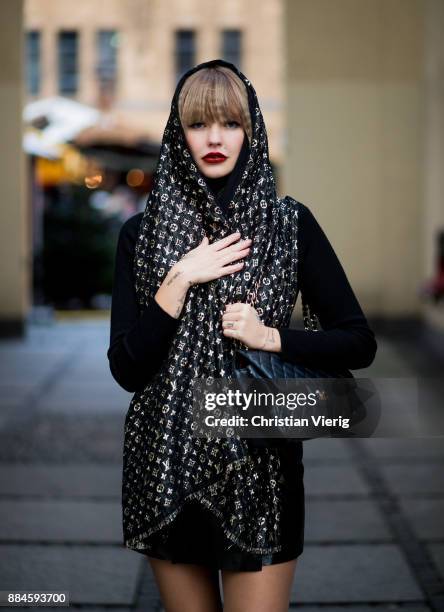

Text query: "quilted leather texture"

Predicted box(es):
[233, 349, 353, 380]
[232, 349, 363, 445]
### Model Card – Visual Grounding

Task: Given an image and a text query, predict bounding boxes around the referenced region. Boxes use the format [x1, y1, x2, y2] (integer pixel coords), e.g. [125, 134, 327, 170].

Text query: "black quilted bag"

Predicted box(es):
[232, 298, 366, 446]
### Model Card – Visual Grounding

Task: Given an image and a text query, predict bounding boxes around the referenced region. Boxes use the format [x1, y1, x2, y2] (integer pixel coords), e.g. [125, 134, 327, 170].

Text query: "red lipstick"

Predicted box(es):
[202, 152, 227, 164]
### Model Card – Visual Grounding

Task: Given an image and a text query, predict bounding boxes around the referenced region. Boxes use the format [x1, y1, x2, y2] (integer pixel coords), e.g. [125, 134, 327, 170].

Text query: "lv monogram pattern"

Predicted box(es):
[122, 59, 302, 555]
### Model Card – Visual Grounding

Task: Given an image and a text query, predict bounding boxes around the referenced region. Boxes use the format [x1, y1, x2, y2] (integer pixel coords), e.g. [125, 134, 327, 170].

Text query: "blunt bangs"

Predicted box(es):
[178, 66, 252, 142]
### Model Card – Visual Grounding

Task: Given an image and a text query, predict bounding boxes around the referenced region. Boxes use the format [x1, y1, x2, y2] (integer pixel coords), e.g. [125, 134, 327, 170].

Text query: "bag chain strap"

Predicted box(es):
[246, 269, 320, 335]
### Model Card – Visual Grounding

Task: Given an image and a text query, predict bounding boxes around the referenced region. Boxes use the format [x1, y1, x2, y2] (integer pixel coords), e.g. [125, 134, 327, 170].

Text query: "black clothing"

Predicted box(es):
[141, 446, 305, 571]
[108, 201, 375, 571]
[115, 58, 378, 572]
[107, 203, 377, 394]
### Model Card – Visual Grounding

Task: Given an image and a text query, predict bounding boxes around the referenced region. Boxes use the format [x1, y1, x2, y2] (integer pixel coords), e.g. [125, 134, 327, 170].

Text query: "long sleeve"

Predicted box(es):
[276, 203, 377, 371]
[107, 213, 181, 392]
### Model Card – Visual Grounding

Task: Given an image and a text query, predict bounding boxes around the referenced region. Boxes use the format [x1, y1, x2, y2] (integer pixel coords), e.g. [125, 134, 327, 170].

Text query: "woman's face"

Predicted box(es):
[183, 120, 245, 178]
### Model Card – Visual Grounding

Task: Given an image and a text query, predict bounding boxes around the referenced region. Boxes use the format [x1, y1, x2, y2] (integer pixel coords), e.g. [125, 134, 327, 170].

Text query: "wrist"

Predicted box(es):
[258, 326, 281, 352]
[166, 264, 192, 290]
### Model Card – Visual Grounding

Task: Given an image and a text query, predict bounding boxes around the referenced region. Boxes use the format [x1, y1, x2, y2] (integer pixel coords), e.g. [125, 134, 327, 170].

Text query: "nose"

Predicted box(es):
[208, 122, 222, 146]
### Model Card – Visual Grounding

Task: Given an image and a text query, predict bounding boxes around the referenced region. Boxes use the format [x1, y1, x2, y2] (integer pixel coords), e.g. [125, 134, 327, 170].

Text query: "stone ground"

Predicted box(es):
[0, 317, 443, 611]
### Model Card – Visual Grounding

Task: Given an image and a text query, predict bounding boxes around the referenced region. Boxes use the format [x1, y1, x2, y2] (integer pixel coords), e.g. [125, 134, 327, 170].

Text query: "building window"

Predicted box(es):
[222, 29, 242, 69]
[58, 31, 78, 95]
[96, 30, 118, 92]
[175, 30, 195, 82]
[26, 31, 41, 95]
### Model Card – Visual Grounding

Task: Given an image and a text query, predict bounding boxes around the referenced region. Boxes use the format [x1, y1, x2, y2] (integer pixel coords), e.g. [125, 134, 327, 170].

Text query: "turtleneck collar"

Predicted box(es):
[204, 132, 250, 216]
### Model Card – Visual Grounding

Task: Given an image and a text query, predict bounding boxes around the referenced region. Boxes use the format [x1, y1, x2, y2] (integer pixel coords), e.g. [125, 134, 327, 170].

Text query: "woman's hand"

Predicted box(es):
[222, 302, 262, 348]
[155, 232, 251, 320]
[221, 302, 281, 351]
[173, 232, 252, 285]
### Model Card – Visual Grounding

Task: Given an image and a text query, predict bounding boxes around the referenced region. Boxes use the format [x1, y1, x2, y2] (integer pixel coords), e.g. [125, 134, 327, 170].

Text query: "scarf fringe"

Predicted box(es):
[125, 454, 284, 556]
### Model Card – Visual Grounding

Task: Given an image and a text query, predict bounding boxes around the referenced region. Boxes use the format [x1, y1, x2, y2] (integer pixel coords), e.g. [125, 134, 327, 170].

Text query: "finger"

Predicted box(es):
[225, 303, 245, 313]
[219, 239, 252, 256]
[222, 312, 240, 321]
[216, 262, 244, 277]
[222, 327, 238, 337]
[197, 236, 209, 249]
[211, 232, 243, 252]
[221, 319, 237, 328]
[222, 322, 245, 335]
[219, 247, 250, 265]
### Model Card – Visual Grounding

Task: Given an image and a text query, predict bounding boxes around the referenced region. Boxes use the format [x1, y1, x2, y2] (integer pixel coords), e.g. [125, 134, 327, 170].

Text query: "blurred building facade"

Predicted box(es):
[24, 0, 284, 163]
[283, 0, 444, 329]
[1, 0, 443, 334]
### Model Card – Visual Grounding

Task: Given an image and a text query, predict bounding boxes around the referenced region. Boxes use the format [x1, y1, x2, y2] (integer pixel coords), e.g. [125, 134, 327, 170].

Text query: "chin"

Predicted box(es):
[200, 162, 234, 178]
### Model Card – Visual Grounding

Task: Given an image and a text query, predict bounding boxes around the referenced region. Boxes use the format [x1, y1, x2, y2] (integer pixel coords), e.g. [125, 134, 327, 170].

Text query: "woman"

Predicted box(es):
[108, 59, 377, 612]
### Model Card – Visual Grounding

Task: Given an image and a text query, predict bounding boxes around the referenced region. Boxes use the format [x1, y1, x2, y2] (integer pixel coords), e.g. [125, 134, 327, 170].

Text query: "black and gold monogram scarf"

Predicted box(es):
[123, 59, 303, 555]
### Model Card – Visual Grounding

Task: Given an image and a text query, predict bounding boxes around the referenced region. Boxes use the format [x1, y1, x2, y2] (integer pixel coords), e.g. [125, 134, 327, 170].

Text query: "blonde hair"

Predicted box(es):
[178, 66, 252, 143]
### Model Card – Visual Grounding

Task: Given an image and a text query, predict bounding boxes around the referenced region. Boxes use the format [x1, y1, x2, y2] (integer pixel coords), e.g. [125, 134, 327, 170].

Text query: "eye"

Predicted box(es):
[189, 122, 204, 129]
[226, 121, 241, 128]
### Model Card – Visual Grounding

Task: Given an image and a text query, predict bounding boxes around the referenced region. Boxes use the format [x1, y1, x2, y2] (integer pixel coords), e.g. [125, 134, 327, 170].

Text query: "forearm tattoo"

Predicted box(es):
[261, 326, 276, 350]
[166, 270, 183, 286]
[174, 281, 192, 318]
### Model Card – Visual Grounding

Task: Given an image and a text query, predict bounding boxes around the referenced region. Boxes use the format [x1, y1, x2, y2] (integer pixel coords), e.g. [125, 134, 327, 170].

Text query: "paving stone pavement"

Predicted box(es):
[0, 317, 443, 611]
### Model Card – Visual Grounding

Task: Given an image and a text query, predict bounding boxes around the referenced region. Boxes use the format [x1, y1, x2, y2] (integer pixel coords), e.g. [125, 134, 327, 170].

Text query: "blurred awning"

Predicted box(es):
[23, 97, 100, 158]
[23, 97, 160, 173]
[73, 118, 160, 172]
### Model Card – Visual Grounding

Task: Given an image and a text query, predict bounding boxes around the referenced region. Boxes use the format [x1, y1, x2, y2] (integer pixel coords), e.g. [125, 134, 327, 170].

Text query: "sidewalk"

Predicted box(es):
[0, 317, 443, 611]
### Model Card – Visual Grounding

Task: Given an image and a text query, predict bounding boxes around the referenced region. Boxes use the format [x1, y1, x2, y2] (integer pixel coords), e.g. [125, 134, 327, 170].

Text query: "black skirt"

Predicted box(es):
[136, 443, 305, 572]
